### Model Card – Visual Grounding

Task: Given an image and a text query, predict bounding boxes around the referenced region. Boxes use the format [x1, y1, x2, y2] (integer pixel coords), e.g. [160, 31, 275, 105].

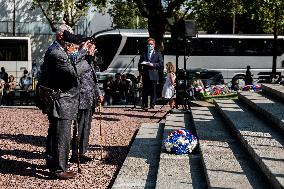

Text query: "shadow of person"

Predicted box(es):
[88, 145, 130, 164]
[0, 149, 43, 160]
[0, 135, 52, 179]
[0, 134, 46, 147]
[0, 152, 50, 179]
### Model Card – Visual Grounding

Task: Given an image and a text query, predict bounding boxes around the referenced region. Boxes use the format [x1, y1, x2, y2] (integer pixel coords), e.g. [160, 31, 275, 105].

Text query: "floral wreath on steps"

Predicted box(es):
[164, 129, 198, 155]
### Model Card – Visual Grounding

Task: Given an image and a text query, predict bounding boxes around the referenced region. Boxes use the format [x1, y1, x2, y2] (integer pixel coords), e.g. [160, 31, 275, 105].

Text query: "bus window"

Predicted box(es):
[95, 34, 122, 72]
[0, 37, 31, 81]
[164, 38, 197, 56]
[190, 38, 219, 56]
[238, 39, 273, 56]
[219, 38, 239, 56]
[120, 37, 146, 55]
[0, 39, 28, 61]
[277, 38, 284, 56]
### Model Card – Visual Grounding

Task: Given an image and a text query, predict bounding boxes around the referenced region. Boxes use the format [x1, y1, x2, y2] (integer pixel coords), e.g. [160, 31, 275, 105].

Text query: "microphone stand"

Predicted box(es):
[122, 55, 138, 75]
[122, 52, 142, 110]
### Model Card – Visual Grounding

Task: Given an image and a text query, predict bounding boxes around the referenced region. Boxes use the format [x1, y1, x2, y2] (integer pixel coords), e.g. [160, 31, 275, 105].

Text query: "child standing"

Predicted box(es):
[162, 62, 176, 109]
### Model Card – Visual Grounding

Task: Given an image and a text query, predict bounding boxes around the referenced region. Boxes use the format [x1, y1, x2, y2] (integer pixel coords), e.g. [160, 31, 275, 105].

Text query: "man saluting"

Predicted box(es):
[40, 24, 93, 180]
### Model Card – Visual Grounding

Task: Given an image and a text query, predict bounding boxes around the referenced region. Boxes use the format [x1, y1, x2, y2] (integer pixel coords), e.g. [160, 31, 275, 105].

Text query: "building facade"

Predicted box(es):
[0, 0, 112, 69]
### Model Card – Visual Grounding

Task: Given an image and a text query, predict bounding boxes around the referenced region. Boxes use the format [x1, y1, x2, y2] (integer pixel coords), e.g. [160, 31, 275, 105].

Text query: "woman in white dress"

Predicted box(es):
[162, 62, 176, 109]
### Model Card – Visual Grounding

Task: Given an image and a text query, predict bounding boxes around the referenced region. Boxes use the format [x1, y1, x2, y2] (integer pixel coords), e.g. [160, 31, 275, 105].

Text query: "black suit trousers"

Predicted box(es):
[72, 108, 92, 156]
[142, 80, 157, 107]
[46, 116, 72, 173]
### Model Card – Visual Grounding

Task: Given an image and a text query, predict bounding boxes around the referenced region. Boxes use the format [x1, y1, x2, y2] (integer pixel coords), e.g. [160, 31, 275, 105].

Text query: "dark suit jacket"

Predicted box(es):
[41, 41, 90, 119]
[138, 50, 163, 81]
[78, 60, 102, 110]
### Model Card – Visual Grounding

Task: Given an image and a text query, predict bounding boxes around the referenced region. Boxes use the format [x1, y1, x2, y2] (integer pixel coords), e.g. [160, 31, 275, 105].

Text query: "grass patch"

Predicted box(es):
[202, 93, 238, 103]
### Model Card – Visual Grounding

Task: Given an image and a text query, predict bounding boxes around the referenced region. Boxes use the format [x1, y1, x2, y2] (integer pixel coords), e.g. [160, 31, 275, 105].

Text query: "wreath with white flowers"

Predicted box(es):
[164, 129, 198, 155]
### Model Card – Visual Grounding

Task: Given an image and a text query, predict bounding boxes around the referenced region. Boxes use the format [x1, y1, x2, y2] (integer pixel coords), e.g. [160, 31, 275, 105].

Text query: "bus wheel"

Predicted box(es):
[232, 75, 246, 86]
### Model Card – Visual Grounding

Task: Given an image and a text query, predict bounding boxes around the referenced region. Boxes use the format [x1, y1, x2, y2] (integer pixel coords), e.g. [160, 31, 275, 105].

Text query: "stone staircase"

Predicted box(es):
[112, 84, 284, 189]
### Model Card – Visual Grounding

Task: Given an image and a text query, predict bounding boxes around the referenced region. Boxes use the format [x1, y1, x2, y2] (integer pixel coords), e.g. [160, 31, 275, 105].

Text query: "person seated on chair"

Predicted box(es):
[279, 75, 284, 85]
[103, 74, 114, 106]
[0, 79, 5, 105]
[112, 73, 125, 105]
[4, 75, 17, 105]
[190, 72, 204, 100]
[19, 69, 32, 105]
[270, 73, 281, 84]
[121, 74, 131, 105]
[19, 70, 32, 91]
[231, 77, 240, 91]
[134, 75, 143, 106]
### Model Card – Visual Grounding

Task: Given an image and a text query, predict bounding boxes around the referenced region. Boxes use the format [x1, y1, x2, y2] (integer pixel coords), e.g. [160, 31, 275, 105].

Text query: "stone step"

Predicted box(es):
[191, 106, 269, 188]
[112, 123, 164, 189]
[238, 91, 284, 134]
[261, 84, 284, 100]
[214, 99, 284, 189]
[155, 113, 207, 189]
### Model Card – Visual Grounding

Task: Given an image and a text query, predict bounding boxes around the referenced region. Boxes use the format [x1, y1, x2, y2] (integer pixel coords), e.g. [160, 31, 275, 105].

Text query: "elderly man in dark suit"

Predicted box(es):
[69, 46, 104, 164]
[40, 24, 92, 180]
[138, 38, 164, 110]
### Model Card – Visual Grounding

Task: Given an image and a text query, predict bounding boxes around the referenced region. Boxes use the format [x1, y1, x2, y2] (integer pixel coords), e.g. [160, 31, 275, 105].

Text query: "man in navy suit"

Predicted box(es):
[138, 38, 163, 110]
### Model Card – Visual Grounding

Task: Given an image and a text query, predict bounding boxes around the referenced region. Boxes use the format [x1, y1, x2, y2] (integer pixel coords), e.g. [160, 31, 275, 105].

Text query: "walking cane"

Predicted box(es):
[98, 102, 104, 160]
[74, 120, 82, 173]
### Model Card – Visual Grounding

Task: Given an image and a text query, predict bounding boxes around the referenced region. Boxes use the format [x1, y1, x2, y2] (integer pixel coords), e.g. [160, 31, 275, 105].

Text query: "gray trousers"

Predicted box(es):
[46, 117, 72, 173]
[72, 108, 92, 156]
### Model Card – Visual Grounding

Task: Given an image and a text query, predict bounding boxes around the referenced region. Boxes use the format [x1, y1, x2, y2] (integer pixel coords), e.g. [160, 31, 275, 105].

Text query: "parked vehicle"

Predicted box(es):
[94, 29, 284, 83]
[0, 37, 32, 81]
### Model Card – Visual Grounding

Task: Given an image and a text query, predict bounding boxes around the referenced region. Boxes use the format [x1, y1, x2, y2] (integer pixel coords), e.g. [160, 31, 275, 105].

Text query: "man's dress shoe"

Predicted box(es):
[53, 171, 76, 180]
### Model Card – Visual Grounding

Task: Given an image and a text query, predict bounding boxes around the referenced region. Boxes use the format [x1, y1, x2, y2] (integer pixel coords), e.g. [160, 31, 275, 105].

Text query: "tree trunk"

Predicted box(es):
[147, 16, 166, 52]
[272, 31, 277, 75]
[147, 16, 166, 92]
[232, 13, 235, 34]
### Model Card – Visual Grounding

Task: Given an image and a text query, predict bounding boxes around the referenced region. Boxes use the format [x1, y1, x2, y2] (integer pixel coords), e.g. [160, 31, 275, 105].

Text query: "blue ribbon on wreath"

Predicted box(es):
[164, 129, 198, 155]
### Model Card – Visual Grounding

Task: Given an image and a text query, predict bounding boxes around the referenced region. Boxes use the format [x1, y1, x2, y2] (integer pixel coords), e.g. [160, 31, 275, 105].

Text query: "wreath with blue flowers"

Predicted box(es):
[164, 129, 198, 155]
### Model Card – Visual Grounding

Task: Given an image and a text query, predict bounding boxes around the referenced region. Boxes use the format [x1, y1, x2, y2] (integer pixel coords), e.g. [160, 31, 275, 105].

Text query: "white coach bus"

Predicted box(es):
[94, 29, 284, 82]
[0, 36, 32, 81]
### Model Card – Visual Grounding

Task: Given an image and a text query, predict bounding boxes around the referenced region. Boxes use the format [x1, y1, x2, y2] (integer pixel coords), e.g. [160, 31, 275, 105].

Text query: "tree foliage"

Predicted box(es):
[190, 0, 245, 33]
[31, 0, 107, 32]
[190, 0, 284, 34]
[248, 0, 284, 34]
[247, 0, 284, 73]
[131, 0, 193, 50]
[108, 0, 147, 29]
